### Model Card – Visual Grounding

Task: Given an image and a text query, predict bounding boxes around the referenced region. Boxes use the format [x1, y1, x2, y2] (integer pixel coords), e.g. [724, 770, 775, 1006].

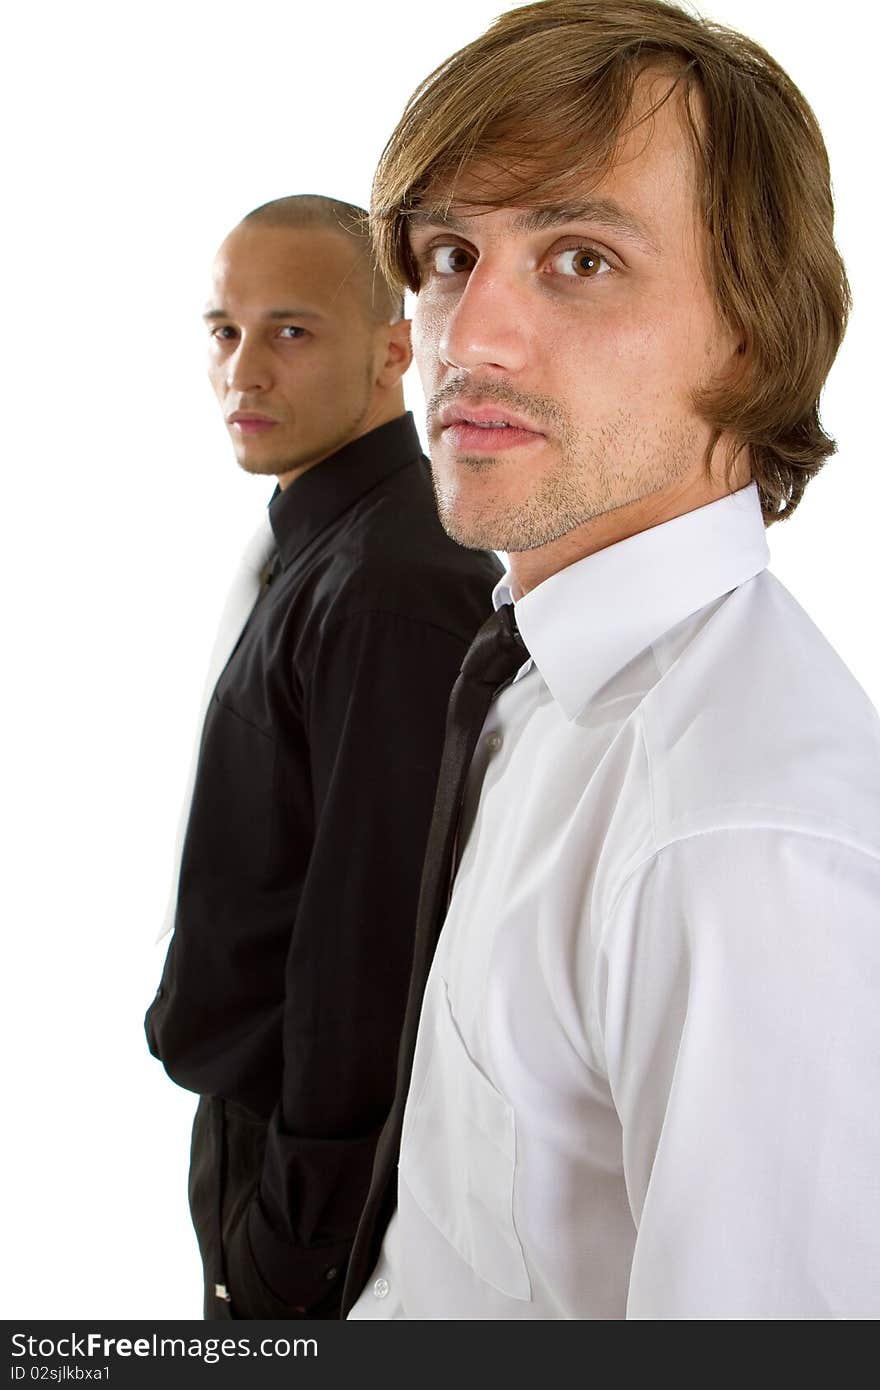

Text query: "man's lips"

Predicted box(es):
[227, 411, 279, 436]
[437, 402, 546, 452]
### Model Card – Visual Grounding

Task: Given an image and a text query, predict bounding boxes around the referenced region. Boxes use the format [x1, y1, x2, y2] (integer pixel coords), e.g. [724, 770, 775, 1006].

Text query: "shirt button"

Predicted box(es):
[373, 1277, 390, 1299]
[486, 732, 503, 752]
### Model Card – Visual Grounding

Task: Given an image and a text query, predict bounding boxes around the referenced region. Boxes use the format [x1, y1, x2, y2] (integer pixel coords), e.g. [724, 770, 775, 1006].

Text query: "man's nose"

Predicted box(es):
[226, 336, 273, 393]
[437, 263, 530, 375]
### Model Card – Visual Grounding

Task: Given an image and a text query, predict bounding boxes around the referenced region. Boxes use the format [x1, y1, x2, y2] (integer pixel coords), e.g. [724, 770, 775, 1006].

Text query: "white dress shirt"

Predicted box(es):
[350, 484, 880, 1320]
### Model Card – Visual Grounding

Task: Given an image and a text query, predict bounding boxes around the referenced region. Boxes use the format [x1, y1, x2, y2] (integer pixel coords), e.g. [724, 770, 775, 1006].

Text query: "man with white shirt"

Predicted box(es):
[344, 0, 880, 1320]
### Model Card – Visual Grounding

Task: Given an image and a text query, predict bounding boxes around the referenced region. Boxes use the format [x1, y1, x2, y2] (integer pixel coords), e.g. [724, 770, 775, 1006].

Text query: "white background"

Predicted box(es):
[2, 0, 876, 1319]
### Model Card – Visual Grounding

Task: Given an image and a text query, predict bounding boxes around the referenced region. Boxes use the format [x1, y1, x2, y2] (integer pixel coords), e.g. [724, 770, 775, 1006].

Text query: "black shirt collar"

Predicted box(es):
[268, 413, 423, 568]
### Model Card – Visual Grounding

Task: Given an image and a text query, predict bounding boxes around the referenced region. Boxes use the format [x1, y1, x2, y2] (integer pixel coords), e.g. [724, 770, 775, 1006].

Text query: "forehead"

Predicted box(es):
[411, 72, 701, 246]
[210, 224, 367, 315]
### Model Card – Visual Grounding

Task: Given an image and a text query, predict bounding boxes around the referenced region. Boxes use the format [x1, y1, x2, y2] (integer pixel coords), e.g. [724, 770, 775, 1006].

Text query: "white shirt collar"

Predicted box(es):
[492, 484, 769, 721]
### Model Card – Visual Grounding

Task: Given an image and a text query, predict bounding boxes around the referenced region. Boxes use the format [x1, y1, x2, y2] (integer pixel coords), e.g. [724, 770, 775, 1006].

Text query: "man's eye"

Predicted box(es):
[211, 325, 238, 340]
[429, 245, 474, 276]
[548, 247, 611, 279]
[278, 326, 307, 339]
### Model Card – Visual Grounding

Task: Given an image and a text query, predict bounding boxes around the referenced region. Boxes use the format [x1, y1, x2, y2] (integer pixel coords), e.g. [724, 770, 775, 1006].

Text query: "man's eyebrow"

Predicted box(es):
[512, 202, 658, 251]
[409, 199, 658, 253]
[202, 307, 324, 321]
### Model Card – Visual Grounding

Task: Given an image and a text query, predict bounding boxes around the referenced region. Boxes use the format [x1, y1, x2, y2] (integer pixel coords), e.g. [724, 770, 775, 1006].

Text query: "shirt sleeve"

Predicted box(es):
[596, 826, 880, 1320]
[241, 608, 474, 1314]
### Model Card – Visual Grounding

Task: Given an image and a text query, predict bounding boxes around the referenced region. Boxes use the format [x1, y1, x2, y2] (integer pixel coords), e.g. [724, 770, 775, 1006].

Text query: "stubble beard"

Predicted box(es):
[428, 384, 702, 553]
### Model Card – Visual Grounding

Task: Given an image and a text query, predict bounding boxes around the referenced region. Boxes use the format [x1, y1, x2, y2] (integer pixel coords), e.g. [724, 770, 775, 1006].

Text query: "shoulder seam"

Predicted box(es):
[604, 822, 880, 930]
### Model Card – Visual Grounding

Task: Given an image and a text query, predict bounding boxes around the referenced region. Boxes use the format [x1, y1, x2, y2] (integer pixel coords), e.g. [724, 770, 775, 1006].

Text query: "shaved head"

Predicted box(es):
[205, 195, 413, 488]
[240, 194, 404, 326]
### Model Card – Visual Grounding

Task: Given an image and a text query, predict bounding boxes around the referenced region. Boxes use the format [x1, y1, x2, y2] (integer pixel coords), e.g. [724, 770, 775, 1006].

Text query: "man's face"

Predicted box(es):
[409, 76, 739, 555]
[205, 224, 379, 484]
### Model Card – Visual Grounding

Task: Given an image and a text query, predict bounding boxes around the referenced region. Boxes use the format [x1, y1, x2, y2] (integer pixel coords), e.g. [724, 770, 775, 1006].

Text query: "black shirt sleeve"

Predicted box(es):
[239, 608, 473, 1312]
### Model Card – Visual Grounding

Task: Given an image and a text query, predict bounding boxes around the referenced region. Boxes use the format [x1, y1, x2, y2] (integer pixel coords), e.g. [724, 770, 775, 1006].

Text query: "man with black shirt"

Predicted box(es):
[145, 194, 500, 1319]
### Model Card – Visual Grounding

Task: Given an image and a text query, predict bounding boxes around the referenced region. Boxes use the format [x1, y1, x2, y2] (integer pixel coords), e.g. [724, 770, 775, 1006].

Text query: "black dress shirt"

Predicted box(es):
[145, 413, 501, 1312]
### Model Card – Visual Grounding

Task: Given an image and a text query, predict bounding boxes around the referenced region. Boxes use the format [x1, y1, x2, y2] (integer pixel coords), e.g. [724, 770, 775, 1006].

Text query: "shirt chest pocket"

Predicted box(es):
[399, 981, 532, 1302]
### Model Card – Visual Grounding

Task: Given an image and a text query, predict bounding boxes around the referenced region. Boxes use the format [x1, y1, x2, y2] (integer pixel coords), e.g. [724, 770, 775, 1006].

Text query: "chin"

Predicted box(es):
[436, 477, 605, 554]
[432, 448, 579, 551]
[436, 511, 500, 551]
[434, 494, 525, 552]
[432, 478, 494, 550]
[430, 461, 501, 546]
[234, 451, 287, 478]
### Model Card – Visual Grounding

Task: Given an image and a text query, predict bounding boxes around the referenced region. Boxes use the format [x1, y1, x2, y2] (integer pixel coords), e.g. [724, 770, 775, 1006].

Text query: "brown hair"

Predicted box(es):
[371, 0, 849, 522]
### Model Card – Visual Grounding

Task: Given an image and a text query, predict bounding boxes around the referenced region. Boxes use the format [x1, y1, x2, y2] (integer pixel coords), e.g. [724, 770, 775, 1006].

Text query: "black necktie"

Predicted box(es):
[341, 602, 529, 1314]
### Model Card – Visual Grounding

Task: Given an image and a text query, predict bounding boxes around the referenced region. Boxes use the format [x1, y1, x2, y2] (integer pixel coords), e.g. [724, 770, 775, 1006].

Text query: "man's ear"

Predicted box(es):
[375, 318, 413, 389]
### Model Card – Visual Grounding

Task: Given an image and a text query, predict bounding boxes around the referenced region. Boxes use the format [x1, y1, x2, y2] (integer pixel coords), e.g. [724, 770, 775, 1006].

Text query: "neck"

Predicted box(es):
[509, 457, 751, 598]
[276, 391, 406, 490]
[356, 386, 407, 440]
